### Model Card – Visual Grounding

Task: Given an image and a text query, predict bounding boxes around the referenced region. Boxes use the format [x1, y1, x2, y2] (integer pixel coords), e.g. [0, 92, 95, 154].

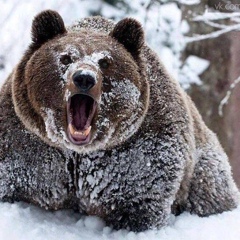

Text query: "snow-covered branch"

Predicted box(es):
[177, 0, 200, 4]
[203, 20, 232, 29]
[185, 10, 240, 43]
[193, 11, 240, 22]
[185, 23, 240, 43]
[219, 76, 240, 116]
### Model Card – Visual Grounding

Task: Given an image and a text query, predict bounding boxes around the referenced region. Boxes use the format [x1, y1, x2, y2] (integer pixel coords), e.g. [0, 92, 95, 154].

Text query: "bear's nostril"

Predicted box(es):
[72, 70, 96, 91]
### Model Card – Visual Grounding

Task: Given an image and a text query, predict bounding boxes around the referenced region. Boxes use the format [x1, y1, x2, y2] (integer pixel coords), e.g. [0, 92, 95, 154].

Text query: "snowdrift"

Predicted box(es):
[0, 202, 239, 240]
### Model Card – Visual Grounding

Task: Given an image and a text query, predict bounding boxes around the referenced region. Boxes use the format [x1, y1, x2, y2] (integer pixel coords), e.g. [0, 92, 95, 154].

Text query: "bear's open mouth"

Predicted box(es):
[67, 94, 97, 145]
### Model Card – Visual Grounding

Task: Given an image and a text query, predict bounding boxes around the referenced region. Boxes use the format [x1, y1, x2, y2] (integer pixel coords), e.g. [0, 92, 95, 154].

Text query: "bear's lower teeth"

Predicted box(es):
[69, 124, 91, 137]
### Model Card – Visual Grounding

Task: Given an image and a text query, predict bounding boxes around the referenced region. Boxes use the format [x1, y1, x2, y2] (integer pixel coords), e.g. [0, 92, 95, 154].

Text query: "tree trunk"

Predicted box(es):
[181, 1, 240, 187]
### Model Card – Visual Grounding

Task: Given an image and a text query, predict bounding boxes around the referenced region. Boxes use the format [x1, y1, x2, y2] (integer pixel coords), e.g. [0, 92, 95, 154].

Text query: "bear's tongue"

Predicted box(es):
[68, 94, 95, 143]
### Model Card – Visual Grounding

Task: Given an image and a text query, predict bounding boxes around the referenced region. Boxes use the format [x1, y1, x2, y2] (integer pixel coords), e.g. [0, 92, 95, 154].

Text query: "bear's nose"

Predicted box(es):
[72, 70, 96, 91]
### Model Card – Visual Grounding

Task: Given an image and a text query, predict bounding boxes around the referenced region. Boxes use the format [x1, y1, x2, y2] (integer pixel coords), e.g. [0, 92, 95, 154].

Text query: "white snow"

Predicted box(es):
[193, 10, 240, 21]
[110, 79, 141, 105]
[64, 89, 71, 102]
[62, 51, 111, 84]
[82, 51, 112, 69]
[60, 46, 81, 59]
[186, 9, 240, 43]
[184, 56, 210, 76]
[80, 69, 97, 79]
[42, 108, 58, 143]
[63, 62, 79, 83]
[179, 55, 210, 89]
[42, 107, 70, 146]
[177, 0, 200, 4]
[0, 202, 240, 240]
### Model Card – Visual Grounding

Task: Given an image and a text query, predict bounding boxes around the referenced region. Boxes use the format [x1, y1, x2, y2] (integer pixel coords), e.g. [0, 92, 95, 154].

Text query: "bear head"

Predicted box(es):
[12, 10, 149, 153]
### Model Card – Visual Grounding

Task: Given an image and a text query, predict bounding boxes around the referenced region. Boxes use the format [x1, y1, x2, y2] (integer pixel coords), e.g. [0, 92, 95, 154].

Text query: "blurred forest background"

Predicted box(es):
[0, 0, 240, 186]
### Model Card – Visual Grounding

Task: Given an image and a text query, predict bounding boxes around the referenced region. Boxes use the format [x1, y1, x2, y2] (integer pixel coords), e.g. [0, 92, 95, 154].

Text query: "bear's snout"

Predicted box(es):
[72, 70, 96, 92]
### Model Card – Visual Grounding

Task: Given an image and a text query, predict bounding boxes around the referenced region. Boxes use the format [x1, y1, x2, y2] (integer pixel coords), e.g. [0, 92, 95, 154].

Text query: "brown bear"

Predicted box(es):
[0, 10, 239, 232]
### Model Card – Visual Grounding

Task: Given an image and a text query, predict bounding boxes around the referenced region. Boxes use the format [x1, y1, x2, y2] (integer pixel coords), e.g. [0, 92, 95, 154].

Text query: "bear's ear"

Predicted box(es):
[31, 10, 66, 45]
[110, 18, 144, 57]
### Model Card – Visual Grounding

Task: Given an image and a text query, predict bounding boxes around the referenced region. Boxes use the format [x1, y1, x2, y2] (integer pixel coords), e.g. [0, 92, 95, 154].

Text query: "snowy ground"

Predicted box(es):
[1, 1, 240, 239]
[0, 202, 240, 240]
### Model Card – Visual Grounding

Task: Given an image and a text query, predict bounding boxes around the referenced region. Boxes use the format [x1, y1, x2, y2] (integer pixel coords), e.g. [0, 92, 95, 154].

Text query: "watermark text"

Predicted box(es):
[212, 1, 240, 12]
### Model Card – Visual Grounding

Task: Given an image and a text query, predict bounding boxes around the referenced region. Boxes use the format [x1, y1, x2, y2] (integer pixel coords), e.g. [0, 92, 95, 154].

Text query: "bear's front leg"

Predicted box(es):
[186, 141, 240, 216]
[104, 198, 170, 232]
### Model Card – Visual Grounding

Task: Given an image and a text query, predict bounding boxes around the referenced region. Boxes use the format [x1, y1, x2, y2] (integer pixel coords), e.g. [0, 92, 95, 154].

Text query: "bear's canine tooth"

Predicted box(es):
[69, 123, 75, 135]
[76, 126, 91, 136]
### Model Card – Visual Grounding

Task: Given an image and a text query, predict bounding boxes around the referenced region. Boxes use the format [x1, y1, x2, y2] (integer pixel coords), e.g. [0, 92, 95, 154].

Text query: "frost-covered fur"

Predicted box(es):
[0, 10, 239, 232]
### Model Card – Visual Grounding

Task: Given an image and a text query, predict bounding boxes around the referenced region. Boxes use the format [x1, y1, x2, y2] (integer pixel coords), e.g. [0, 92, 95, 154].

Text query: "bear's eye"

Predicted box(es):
[60, 55, 73, 65]
[98, 59, 110, 69]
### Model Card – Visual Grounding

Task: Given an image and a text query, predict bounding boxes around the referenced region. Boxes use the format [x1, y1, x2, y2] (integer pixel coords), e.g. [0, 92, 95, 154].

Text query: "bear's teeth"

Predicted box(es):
[69, 124, 91, 137]
[69, 123, 75, 135]
[77, 126, 91, 136]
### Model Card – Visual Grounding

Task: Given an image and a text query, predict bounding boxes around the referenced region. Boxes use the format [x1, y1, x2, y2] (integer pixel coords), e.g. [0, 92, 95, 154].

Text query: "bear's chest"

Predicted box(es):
[0, 128, 181, 214]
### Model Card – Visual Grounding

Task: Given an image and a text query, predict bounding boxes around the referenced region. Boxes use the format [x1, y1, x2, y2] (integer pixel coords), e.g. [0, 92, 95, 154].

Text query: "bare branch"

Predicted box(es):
[219, 76, 240, 116]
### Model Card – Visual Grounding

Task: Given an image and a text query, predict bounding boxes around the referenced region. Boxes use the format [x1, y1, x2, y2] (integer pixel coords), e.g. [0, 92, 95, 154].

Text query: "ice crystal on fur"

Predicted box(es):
[43, 108, 59, 143]
[82, 51, 112, 69]
[64, 89, 71, 102]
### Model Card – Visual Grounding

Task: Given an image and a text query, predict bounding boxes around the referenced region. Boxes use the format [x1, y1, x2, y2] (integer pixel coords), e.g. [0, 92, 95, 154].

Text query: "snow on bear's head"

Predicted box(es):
[13, 10, 149, 153]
